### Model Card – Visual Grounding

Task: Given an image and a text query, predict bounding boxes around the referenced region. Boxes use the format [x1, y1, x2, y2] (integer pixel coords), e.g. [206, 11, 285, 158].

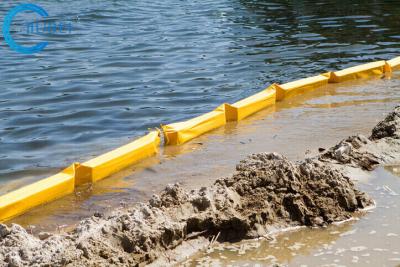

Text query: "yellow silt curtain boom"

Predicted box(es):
[0, 56, 399, 222]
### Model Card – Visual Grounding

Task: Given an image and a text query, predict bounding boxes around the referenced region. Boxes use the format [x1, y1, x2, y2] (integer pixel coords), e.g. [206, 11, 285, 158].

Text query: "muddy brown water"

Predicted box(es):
[6, 75, 400, 266]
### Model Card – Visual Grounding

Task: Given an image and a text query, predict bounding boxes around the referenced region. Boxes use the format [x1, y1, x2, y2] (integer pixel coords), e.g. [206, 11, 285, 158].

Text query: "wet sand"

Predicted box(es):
[1, 81, 400, 266]
[185, 166, 400, 267]
[8, 75, 400, 234]
[0, 125, 379, 266]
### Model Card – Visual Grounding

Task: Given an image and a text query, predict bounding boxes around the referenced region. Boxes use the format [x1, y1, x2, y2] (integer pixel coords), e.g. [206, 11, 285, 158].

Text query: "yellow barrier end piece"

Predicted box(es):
[0, 165, 75, 222]
[225, 86, 276, 121]
[385, 57, 400, 72]
[329, 61, 386, 83]
[275, 75, 329, 101]
[162, 105, 226, 145]
[76, 131, 160, 184]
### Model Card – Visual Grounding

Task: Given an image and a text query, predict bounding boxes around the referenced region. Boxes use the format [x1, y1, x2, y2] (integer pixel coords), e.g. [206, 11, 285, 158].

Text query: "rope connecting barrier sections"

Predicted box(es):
[1, 57, 399, 222]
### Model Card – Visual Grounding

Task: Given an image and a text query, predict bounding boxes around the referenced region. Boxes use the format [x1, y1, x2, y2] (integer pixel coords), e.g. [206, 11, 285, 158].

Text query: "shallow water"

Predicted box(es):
[2, 0, 400, 187]
[2, 2, 400, 262]
[184, 166, 400, 267]
[8, 76, 400, 234]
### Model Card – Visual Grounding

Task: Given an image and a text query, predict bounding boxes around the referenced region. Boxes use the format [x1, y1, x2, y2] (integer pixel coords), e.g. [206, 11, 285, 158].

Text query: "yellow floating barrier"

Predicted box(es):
[225, 85, 276, 121]
[0, 164, 76, 222]
[162, 104, 226, 145]
[329, 61, 386, 83]
[385, 57, 400, 72]
[3, 57, 399, 222]
[275, 75, 329, 101]
[75, 131, 160, 185]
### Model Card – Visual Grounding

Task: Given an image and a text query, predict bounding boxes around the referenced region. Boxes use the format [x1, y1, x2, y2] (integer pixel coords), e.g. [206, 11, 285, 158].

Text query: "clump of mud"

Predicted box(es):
[370, 106, 400, 140]
[319, 106, 400, 170]
[0, 155, 372, 267]
[2, 106, 400, 267]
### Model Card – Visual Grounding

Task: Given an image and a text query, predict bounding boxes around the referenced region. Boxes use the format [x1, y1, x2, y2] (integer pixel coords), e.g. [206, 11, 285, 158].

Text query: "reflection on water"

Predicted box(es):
[10, 155, 162, 231]
[185, 166, 400, 267]
[1, 0, 400, 188]
[8, 77, 400, 238]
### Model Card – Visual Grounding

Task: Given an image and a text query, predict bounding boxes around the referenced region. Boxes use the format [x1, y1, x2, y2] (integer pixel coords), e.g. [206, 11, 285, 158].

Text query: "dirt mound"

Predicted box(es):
[370, 106, 400, 140]
[319, 106, 400, 170]
[0, 152, 372, 266]
[2, 106, 400, 266]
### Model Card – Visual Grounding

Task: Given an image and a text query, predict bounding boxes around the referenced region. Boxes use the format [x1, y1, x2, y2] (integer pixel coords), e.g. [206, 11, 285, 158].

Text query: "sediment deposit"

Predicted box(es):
[1, 106, 400, 267]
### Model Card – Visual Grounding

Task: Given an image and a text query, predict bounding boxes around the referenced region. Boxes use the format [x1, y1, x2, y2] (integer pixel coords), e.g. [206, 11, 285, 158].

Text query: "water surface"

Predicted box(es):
[1, 0, 400, 187]
[9, 76, 400, 235]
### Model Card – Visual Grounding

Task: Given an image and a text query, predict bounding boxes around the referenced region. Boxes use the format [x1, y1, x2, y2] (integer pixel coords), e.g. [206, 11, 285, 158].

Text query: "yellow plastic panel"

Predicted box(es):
[275, 75, 329, 101]
[0, 164, 75, 222]
[76, 131, 160, 184]
[162, 105, 226, 145]
[329, 61, 385, 83]
[225, 86, 276, 121]
[385, 57, 400, 72]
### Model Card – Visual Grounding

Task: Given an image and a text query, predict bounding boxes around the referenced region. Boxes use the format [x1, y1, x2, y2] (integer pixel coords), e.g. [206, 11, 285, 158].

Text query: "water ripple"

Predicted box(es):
[0, 0, 400, 185]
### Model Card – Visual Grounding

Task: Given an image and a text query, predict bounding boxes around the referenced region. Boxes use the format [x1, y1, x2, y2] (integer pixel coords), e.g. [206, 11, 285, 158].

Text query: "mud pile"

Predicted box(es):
[319, 106, 400, 170]
[0, 154, 371, 267]
[1, 106, 400, 267]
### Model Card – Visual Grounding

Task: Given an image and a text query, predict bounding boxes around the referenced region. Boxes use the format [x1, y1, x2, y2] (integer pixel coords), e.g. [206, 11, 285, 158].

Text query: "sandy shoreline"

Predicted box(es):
[1, 106, 400, 266]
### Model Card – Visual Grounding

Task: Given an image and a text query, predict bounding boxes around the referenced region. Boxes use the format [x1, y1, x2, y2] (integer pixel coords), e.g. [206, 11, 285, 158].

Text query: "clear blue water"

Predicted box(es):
[1, 0, 400, 185]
